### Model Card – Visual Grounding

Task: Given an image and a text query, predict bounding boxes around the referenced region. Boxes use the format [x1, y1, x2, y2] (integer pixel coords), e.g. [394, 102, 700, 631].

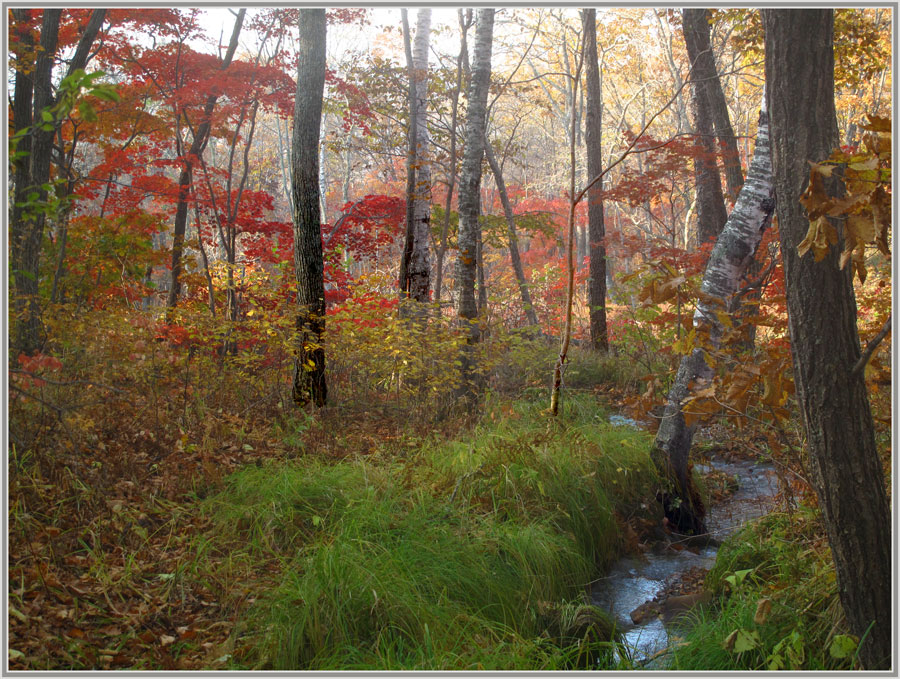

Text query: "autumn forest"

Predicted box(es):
[6, 7, 893, 671]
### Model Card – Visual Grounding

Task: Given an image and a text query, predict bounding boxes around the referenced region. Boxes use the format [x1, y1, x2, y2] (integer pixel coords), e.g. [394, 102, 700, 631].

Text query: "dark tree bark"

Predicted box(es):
[484, 141, 539, 329]
[165, 10, 244, 315]
[763, 9, 891, 669]
[11, 10, 61, 356]
[654, 98, 774, 534]
[455, 7, 494, 387]
[10, 9, 38, 356]
[583, 8, 608, 352]
[682, 9, 728, 246]
[682, 9, 744, 201]
[291, 8, 328, 408]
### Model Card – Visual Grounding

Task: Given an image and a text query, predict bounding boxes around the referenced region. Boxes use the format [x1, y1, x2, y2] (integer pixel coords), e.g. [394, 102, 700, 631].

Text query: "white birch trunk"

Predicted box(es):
[408, 8, 432, 303]
[455, 8, 494, 394]
[654, 96, 774, 533]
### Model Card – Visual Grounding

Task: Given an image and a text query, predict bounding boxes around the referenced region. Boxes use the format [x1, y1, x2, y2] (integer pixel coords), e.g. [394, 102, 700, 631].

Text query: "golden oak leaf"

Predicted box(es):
[846, 213, 875, 244]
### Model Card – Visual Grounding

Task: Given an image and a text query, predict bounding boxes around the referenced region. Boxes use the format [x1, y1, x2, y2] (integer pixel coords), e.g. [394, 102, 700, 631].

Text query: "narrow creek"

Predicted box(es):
[591, 453, 780, 666]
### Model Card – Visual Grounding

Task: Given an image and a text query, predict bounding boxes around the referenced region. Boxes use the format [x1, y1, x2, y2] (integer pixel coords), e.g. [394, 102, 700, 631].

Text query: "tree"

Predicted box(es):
[582, 8, 608, 351]
[399, 9, 433, 308]
[291, 8, 328, 407]
[682, 9, 728, 246]
[653, 96, 774, 534]
[10, 9, 109, 356]
[434, 10, 473, 306]
[165, 9, 245, 316]
[455, 8, 495, 389]
[763, 9, 891, 669]
[682, 9, 744, 201]
[483, 141, 540, 329]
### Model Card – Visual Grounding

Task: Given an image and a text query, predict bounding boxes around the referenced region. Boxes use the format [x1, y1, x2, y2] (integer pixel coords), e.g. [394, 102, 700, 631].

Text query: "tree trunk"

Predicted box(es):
[683, 9, 744, 201]
[165, 10, 244, 315]
[763, 10, 891, 669]
[399, 9, 416, 305]
[583, 8, 608, 352]
[654, 97, 774, 534]
[400, 8, 432, 308]
[434, 10, 471, 306]
[682, 9, 728, 246]
[48, 9, 109, 307]
[10, 9, 62, 356]
[455, 8, 494, 389]
[10, 8, 38, 356]
[291, 8, 328, 408]
[683, 9, 760, 347]
[484, 141, 539, 329]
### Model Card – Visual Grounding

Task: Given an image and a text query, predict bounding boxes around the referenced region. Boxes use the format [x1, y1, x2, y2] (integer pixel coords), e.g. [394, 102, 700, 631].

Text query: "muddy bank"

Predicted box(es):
[591, 456, 779, 664]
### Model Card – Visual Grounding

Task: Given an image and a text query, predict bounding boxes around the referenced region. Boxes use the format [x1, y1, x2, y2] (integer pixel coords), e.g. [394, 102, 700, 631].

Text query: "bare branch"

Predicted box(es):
[851, 314, 891, 379]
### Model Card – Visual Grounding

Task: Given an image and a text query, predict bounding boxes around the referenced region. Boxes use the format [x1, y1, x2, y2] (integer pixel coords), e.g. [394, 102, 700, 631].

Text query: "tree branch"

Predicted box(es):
[851, 314, 891, 379]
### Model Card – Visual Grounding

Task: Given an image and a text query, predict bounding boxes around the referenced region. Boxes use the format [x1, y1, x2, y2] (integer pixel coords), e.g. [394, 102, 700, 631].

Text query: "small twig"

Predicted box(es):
[850, 313, 891, 379]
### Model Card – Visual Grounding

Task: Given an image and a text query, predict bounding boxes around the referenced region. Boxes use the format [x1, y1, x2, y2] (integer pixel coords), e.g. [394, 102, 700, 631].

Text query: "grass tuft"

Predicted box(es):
[197, 393, 655, 670]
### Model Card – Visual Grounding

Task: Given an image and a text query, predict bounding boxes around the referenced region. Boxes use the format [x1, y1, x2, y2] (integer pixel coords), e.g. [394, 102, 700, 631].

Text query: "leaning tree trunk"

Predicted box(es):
[400, 8, 433, 309]
[682, 9, 728, 246]
[290, 8, 327, 408]
[455, 8, 494, 391]
[484, 142, 539, 329]
[682, 9, 744, 201]
[166, 10, 244, 316]
[764, 10, 891, 669]
[583, 8, 608, 352]
[653, 96, 774, 534]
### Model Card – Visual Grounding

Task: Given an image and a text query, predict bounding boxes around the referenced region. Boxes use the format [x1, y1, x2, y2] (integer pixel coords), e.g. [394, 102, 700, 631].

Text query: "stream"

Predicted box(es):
[591, 454, 780, 666]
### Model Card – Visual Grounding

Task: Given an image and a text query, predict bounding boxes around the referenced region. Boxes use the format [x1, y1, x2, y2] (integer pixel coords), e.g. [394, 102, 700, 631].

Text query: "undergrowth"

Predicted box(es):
[196, 394, 659, 670]
[669, 507, 862, 671]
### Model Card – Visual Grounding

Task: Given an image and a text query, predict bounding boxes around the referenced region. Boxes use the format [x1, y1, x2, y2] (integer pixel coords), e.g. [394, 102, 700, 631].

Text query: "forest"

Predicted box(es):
[6, 7, 893, 672]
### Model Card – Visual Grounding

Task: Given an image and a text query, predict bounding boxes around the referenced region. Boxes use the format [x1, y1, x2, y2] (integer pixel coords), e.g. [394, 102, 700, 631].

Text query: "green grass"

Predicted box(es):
[196, 393, 659, 670]
[669, 508, 860, 671]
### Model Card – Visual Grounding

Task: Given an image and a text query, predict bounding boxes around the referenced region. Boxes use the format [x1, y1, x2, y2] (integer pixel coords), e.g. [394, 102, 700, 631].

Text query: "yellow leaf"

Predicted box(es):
[848, 156, 879, 172]
[809, 160, 835, 177]
[846, 214, 875, 244]
[715, 310, 733, 329]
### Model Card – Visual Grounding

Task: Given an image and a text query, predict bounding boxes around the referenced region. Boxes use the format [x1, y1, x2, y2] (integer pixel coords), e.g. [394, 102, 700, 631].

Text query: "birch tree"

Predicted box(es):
[399, 8, 432, 308]
[455, 8, 494, 390]
[653, 95, 774, 534]
[433, 10, 472, 305]
[291, 8, 327, 407]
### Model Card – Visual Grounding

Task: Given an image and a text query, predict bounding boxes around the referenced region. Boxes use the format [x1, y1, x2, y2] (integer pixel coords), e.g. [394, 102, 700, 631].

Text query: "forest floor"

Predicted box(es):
[8, 350, 889, 671]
